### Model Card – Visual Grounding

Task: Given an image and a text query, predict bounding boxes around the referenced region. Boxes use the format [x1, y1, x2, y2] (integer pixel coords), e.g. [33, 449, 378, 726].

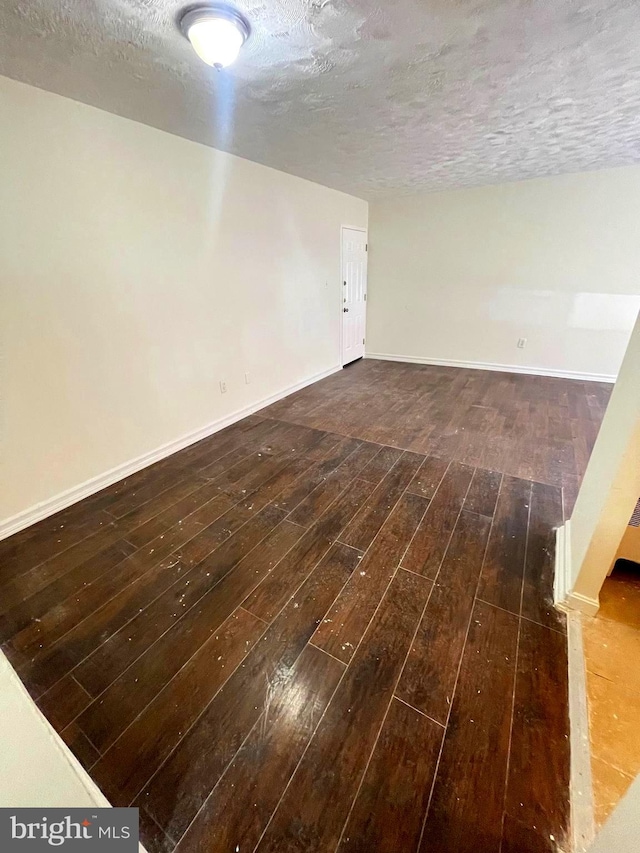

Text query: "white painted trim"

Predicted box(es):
[565, 590, 600, 617]
[554, 522, 572, 606]
[0, 365, 342, 541]
[364, 352, 617, 384]
[555, 522, 601, 616]
[567, 612, 596, 853]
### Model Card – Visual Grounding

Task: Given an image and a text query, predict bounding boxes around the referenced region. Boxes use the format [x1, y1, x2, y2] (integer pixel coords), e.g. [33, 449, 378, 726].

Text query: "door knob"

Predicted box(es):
[343, 308, 349, 312]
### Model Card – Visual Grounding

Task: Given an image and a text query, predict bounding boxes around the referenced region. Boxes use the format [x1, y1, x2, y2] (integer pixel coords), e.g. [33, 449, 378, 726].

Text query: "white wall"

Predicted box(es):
[0, 651, 109, 809]
[0, 649, 150, 847]
[367, 170, 640, 381]
[0, 76, 367, 530]
[588, 773, 640, 853]
[562, 312, 640, 613]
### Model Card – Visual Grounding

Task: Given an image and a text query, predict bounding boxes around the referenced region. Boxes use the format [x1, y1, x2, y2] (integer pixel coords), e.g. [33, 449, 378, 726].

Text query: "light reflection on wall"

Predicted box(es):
[205, 71, 236, 232]
[568, 293, 640, 331]
[488, 290, 640, 332]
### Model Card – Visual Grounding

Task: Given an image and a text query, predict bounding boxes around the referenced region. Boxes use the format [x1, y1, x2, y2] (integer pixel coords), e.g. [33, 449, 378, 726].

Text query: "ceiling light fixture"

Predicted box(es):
[180, 4, 250, 69]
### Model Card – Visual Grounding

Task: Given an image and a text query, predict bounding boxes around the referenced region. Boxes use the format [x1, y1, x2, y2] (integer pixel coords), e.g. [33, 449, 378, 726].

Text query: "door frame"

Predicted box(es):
[340, 225, 368, 368]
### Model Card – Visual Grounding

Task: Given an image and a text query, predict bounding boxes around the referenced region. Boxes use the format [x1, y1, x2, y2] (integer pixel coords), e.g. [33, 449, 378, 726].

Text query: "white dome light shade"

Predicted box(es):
[180, 5, 250, 69]
[187, 17, 243, 67]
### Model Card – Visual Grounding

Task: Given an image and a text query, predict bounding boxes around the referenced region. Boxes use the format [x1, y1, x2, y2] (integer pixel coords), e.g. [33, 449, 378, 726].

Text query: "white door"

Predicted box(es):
[341, 227, 367, 365]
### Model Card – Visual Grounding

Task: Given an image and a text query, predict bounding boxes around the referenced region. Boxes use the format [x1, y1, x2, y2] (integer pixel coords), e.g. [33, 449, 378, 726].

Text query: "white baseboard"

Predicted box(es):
[565, 590, 600, 617]
[0, 365, 341, 541]
[554, 522, 572, 606]
[365, 352, 617, 384]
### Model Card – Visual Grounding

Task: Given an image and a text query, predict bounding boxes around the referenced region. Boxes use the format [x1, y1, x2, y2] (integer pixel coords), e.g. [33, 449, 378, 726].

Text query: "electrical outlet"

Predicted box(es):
[245, 372, 251, 385]
[517, 338, 527, 349]
[219, 380, 227, 394]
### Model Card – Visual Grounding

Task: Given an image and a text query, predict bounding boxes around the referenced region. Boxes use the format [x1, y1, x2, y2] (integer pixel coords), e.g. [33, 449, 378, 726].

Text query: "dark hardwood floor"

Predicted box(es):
[0, 360, 610, 853]
[262, 357, 611, 518]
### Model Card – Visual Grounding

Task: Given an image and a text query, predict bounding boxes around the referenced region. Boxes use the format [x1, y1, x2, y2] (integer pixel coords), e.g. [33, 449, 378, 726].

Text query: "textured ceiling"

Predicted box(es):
[1, 0, 640, 198]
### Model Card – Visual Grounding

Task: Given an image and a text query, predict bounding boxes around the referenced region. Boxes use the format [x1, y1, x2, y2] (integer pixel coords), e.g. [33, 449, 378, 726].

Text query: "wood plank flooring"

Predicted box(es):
[261, 358, 611, 517]
[0, 361, 605, 853]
